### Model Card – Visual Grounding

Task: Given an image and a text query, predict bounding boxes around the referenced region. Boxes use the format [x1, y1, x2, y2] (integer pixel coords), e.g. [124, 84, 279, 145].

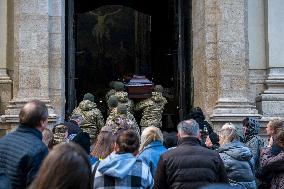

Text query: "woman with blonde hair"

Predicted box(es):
[138, 126, 167, 176]
[218, 123, 256, 189]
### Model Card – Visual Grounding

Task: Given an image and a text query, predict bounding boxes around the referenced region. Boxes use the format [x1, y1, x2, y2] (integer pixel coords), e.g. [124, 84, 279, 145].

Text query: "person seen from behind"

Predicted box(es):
[0, 100, 49, 189]
[187, 107, 213, 146]
[219, 123, 256, 189]
[29, 143, 93, 189]
[163, 131, 178, 149]
[205, 132, 220, 150]
[91, 116, 131, 160]
[138, 126, 167, 176]
[93, 129, 153, 189]
[71, 131, 98, 165]
[154, 119, 228, 189]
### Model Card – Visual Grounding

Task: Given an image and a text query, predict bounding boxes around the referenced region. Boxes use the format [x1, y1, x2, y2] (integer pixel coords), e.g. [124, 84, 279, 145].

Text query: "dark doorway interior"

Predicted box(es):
[66, 0, 192, 130]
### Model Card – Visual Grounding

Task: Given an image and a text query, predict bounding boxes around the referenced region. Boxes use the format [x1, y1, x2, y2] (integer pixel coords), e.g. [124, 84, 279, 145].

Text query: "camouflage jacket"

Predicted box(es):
[71, 100, 104, 141]
[114, 91, 134, 113]
[53, 124, 67, 145]
[135, 92, 167, 128]
[105, 110, 140, 135]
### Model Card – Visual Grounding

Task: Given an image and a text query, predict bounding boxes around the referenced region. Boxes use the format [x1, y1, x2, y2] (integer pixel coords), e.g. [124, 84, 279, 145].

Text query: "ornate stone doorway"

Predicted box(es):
[66, 0, 192, 129]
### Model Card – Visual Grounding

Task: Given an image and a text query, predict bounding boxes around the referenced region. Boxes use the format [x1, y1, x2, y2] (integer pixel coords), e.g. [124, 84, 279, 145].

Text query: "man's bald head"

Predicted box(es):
[19, 100, 48, 128]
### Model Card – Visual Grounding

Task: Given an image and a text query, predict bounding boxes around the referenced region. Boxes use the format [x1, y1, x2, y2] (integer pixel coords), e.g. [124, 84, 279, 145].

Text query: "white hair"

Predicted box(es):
[177, 119, 200, 137]
[219, 122, 239, 145]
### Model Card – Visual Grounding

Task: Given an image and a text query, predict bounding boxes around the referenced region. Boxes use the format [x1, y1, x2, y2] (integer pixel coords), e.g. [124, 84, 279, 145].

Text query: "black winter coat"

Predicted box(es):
[154, 137, 228, 189]
[0, 125, 48, 189]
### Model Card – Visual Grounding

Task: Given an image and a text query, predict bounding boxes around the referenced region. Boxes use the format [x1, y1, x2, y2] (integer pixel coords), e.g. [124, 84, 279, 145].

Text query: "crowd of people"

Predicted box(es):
[0, 92, 284, 188]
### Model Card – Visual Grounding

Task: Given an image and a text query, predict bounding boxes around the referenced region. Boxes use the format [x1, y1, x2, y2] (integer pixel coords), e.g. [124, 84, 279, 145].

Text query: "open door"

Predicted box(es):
[66, 0, 192, 127]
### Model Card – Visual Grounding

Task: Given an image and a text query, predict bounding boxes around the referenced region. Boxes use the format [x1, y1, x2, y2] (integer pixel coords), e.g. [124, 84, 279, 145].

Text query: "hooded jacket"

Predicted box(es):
[188, 108, 213, 144]
[135, 92, 167, 128]
[71, 100, 104, 141]
[219, 141, 256, 189]
[93, 153, 153, 189]
[114, 91, 134, 113]
[243, 118, 264, 170]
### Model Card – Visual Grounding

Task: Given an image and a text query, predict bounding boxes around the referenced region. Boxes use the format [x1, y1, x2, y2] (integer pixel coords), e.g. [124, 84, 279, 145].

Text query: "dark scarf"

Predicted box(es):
[271, 143, 284, 156]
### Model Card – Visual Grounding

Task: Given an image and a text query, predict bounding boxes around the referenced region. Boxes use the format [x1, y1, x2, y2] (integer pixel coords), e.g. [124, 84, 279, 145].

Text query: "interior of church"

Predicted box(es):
[66, 0, 192, 130]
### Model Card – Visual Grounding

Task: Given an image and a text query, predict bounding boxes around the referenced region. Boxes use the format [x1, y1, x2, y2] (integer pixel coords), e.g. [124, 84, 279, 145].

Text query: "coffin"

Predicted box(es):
[125, 75, 153, 99]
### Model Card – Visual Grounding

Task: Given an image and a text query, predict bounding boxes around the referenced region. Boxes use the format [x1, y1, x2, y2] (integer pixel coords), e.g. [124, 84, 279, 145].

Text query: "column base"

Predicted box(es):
[210, 100, 261, 131]
[0, 76, 12, 115]
[257, 67, 284, 117]
[0, 99, 57, 133]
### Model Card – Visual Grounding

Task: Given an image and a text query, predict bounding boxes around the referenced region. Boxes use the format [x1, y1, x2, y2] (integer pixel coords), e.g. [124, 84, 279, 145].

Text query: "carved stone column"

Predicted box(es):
[210, 0, 260, 129]
[1, 0, 56, 131]
[257, 0, 284, 121]
[248, 0, 266, 105]
[0, 0, 12, 116]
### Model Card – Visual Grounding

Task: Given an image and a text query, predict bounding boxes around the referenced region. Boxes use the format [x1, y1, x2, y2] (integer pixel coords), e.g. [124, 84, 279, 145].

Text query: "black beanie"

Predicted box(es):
[209, 132, 219, 145]
[72, 132, 91, 154]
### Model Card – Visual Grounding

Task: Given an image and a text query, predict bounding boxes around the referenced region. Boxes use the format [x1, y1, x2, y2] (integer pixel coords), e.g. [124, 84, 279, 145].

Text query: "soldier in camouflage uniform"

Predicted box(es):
[106, 104, 140, 135]
[107, 94, 118, 116]
[135, 85, 167, 130]
[71, 93, 104, 143]
[106, 96, 140, 134]
[105, 81, 116, 101]
[113, 81, 134, 113]
[52, 123, 68, 145]
[52, 116, 82, 145]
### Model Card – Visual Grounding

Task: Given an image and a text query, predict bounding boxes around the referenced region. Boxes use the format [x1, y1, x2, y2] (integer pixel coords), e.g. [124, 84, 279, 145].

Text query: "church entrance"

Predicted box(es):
[66, 0, 192, 130]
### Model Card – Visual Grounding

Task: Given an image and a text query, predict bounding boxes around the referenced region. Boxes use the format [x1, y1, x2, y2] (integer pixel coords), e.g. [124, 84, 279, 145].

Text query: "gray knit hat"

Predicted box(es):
[83, 93, 95, 102]
[113, 82, 125, 91]
[154, 85, 164, 93]
[107, 95, 118, 108]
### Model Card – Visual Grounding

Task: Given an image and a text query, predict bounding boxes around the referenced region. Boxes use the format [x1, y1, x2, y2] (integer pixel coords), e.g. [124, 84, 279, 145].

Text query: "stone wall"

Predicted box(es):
[193, 0, 261, 131]
[248, 0, 266, 106]
[0, 0, 12, 117]
[192, 0, 219, 119]
[0, 0, 65, 134]
[48, 0, 65, 122]
[0, 0, 283, 134]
